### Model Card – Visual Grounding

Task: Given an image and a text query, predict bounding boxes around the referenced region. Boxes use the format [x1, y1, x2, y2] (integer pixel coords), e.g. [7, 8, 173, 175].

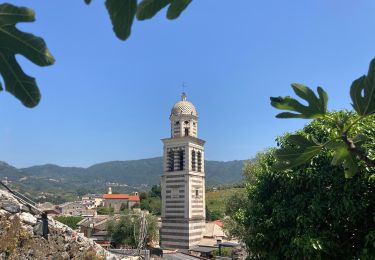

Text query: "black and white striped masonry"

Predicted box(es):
[160, 92, 206, 249]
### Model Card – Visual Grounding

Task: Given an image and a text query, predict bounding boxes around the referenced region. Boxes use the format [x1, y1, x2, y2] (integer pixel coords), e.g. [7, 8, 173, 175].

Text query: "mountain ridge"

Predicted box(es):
[0, 157, 247, 203]
[9, 156, 246, 169]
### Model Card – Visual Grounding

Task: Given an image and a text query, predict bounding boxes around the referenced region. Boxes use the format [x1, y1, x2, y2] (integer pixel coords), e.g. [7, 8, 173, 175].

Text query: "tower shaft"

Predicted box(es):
[160, 93, 206, 249]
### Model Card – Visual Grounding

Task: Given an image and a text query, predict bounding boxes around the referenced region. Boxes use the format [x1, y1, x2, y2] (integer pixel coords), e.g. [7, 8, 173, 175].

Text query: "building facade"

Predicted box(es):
[160, 92, 206, 249]
[102, 188, 140, 213]
[58, 201, 85, 216]
[81, 194, 104, 209]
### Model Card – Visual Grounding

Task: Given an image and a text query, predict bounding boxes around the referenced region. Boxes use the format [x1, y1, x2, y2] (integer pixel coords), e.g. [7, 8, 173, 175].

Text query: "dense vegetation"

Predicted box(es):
[107, 212, 158, 247]
[225, 111, 375, 259]
[140, 185, 162, 215]
[271, 58, 375, 178]
[54, 216, 84, 230]
[212, 247, 233, 257]
[96, 207, 115, 215]
[205, 187, 245, 221]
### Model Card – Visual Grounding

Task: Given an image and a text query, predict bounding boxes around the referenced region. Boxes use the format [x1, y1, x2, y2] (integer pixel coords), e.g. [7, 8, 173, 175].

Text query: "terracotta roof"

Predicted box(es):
[103, 194, 129, 199]
[214, 220, 224, 227]
[128, 195, 140, 201]
[102, 194, 140, 201]
[203, 221, 225, 238]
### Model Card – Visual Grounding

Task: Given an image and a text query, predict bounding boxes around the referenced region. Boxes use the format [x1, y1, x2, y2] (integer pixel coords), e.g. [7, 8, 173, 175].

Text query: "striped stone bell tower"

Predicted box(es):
[160, 92, 206, 249]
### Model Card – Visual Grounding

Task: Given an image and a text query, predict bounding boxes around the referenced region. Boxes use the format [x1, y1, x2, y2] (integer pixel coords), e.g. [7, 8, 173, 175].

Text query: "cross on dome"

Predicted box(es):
[181, 92, 187, 101]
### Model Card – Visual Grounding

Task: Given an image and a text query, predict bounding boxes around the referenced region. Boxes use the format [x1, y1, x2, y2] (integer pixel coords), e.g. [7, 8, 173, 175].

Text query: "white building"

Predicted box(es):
[160, 92, 206, 249]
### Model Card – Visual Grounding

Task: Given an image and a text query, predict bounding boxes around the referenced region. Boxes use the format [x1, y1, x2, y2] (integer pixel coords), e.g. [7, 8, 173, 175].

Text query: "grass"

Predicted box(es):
[54, 215, 84, 229]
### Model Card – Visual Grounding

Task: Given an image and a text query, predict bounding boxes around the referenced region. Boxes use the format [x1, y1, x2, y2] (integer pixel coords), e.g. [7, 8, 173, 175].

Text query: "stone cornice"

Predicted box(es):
[161, 136, 205, 146]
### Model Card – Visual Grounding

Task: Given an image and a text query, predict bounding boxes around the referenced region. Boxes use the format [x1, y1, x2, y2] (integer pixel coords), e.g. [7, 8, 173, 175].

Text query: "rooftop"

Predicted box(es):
[102, 194, 140, 201]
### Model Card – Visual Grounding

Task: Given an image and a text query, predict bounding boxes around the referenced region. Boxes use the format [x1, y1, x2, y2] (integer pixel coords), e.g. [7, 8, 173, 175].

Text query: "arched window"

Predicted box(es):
[173, 121, 180, 137]
[168, 150, 174, 172]
[191, 150, 196, 171]
[197, 151, 202, 172]
[184, 128, 189, 136]
[179, 150, 184, 170]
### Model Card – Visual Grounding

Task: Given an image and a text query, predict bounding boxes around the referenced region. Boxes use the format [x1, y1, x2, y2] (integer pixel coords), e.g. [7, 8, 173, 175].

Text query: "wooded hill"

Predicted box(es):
[0, 158, 246, 203]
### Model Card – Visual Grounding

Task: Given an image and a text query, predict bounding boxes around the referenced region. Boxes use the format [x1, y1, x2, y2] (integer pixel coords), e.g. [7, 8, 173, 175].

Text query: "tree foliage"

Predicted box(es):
[222, 189, 247, 240]
[107, 212, 158, 247]
[140, 185, 161, 215]
[225, 111, 375, 259]
[271, 58, 375, 178]
[150, 184, 161, 198]
[212, 247, 233, 257]
[104, 0, 138, 40]
[120, 202, 129, 212]
[2, 1, 192, 107]
[205, 205, 223, 221]
[96, 206, 114, 215]
[136, 0, 191, 20]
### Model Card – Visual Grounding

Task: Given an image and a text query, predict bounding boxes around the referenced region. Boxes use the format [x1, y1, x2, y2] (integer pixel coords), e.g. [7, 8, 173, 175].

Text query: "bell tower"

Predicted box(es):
[160, 92, 206, 249]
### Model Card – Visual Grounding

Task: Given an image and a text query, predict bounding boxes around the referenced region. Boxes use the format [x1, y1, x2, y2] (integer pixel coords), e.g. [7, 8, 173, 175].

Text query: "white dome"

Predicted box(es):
[171, 93, 197, 116]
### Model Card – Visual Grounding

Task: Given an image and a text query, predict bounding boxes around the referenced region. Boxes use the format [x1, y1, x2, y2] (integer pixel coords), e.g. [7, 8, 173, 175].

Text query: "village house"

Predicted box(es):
[37, 202, 60, 216]
[77, 215, 116, 248]
[102, 187, 140, 213]
[187, 220, 241, 258]
[58, 201, 85, 216]
[78, 210, 152, 248]
[81, 194, 103, 208]
[201, 220, 227, 246]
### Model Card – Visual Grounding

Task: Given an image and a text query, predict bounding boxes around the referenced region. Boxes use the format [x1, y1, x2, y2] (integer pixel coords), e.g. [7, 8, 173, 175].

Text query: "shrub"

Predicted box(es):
[225, 111, 375, 259]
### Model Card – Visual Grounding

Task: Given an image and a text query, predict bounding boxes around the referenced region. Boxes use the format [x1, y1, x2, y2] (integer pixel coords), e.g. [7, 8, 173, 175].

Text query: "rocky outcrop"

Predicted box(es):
[0, 189, 120, 259]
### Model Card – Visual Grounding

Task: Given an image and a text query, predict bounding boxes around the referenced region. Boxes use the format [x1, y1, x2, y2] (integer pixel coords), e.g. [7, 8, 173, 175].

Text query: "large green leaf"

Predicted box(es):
[326, 141, 350, 166]
[275, 134, 323, 169]
[324, 141, 360, 178]
[105, 0, 137, 41]
[270, 84, 328, 119]
[102, 0, 191, 40]
[0, 3, 54, 108]
[350, 58, 375, 116]
[343, 154, 358, 178]
[136, 0, 170, 20]
[167, 0, 192, 20]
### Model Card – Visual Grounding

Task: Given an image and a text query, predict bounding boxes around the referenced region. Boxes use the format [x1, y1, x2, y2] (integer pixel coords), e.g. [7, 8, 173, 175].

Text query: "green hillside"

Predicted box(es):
[206, 188, 245, 216]
[0, 157, 247, 203]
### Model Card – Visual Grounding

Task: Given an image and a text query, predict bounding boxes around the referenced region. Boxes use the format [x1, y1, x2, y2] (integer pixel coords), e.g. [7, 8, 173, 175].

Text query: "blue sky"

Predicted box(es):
[2, 1, 375, 167]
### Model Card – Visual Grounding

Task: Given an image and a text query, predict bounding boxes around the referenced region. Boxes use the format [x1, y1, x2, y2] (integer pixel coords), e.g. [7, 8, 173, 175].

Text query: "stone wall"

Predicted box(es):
[0, 189, 121, 259]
